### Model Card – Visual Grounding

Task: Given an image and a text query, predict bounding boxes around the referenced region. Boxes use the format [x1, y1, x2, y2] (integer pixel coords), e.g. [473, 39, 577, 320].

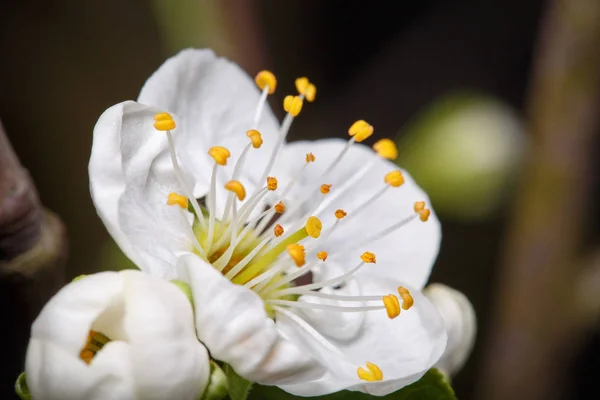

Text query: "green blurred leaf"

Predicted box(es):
[202, 361, 229, 400]
[224, 364, 253, 400]
[247, 369, 455, 400]
[15, 372, 31, 400]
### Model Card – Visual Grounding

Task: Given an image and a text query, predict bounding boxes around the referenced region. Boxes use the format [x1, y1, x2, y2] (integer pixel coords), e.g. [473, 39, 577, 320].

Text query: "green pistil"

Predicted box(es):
[232, 226, 308, 284]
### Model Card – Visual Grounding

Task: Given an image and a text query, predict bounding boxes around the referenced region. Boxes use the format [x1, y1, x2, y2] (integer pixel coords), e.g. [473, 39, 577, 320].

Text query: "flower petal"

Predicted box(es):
[274, 138, 441, 289]
[276, 276, 447, 396]
[122, 270, 210, 400]
[90, 101, 197, 278]
[175, 252, 325, 385]
[137, 49, 282, 211]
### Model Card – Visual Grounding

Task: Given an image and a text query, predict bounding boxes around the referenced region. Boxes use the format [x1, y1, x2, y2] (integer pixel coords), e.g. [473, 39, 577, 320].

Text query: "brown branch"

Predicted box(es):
[0, 120, 66, 396]
[477, 0, 600, 399]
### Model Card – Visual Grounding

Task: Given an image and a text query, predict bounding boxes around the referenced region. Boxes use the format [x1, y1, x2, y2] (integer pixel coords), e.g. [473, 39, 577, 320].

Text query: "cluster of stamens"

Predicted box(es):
[152, 70, 432, 383]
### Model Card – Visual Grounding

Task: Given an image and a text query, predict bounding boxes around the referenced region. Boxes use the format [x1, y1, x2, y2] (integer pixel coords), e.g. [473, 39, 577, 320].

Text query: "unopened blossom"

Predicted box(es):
[25, 270, 209, 400]
[90, 49, 447, 396]
[424, 283, 476, 376]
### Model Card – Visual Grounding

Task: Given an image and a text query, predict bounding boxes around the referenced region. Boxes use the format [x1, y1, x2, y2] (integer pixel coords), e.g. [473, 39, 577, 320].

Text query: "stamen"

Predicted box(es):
[418, 209, 431, 222]
[267, 176, 278, 191]
[224, 236, 272, 280]
[305, 216, 322, 238]
[283, 95, 304, 117]
[271, 288, 383, 302]
[384, 170, 405, 187]
[360, 251, 377, 263]
[274, 201, 285, 214]
[357, 362, 383, 382]
[382, 294, 401, 319]
[246, 129, 264, 149]
[348, 120, 374, 143]
[335, 209, 347, 219]
[320, 184, 332, 194]
[224, 180, 246, 201]
[167, 192, 188, 209]
[372, 138, 398, 160]
[79, 330, 110, 365]
[398, 286, 415, 310]
[267, 299, 385, 313]
[208, 146, 231, 166]
[274, 224, 284, 237]
[317, 251, 328, 261]
[259, 261, 316, 296]
[287, 243, 306, 267]
[205, 162, 219, 253]
[306, 152, 316, 163]
[153, 112, 176, 131]
[255, 70, 277, 94]
[212, 200, 239, 271]
[295, 77, 317, 102]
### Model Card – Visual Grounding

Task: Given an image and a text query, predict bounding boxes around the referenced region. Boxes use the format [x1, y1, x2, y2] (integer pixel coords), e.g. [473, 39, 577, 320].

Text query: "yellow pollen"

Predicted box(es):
[373, 138, 398, 160]
[317, 251, 328, 261]
[295, 77, 316, 102]
[283, 95, 303, 117]
[348, 120, 374, 142]
[153, 112, 176, 131]
[79, 330, 110, 365]
[335, 209, 347, 219]
[305, 216, 322, 238]
[274, 224, 284, 237]
[414, 201, 425, 212]
[357, 362, 384, 382]
[224, 180, 246, 201]
[246, 129, 263, 149]
[305, 152, 316, 163]
[274, 201, 285, 214]
[384, 171, 405, 187]
[167, 192, 188, 209]
[208, 146, 231, 166]
[267, 176, 278, 191]
[255, 70, 277, 94]
[418, 208, 431, 222]
[361, 251, 376, 263]
[382, 294, 401, 319]
[398, 286, 414, 310]
[287, 243, 306, 267]
[320, 184, 332, 194]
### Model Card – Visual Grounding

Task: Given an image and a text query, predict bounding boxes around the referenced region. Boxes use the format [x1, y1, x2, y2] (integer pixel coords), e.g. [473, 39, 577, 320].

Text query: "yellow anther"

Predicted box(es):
[255, 70, 277, 94]
[382, 294, 401, 319]
[384, 171, 405, 187]
[335, 209, 347, 219]
[398, 287, 414, 310]
[283, 95, 303, 117]
[153, 112, 176, 131]
[287, 243, 306, 267]
[357, 362, 384, 382]
[274, 224, 284, 238]
[373, 138, 398, 160]
[305, 152, 316, 163]
[295, 77, 317, 102]
[418, 208, 431, 222]
[320, 184, 332, 194]
[208, 146, 231, 166]
[167, 192, 189, 209]
[246, 129, 263, 149]
[361, 251, 376, 264]
[348, 120, 374, 142]
[305, 216, 322, 238]
[274, 201, 285, 214]
[317, 251, 328, 261]
[79, 330, 110, 365]
[414, 201, 425, 212]
[267, 176, 278, 191]
[224, 180, 246, 201]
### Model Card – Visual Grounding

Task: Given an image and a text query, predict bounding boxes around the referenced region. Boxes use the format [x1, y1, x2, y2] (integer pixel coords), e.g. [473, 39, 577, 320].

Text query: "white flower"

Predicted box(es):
[423, 283, 476, 376]
[89, 49, 447, 396]
[25, 270, 210, 400]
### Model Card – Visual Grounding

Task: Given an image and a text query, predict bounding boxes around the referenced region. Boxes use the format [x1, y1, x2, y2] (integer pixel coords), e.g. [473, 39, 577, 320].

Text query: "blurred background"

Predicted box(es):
[1, 0, 599, 399]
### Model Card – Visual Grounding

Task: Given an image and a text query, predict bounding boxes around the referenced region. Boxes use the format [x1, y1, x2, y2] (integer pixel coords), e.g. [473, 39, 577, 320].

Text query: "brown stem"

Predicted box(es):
[477, 0, 600, 399]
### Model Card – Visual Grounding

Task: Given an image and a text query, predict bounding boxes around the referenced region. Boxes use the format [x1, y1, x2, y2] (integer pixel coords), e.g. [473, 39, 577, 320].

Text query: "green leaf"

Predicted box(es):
[247, 369, 455, 400]
[15, 372, 32, 400]
[224, 364, 253, 400]
[202, 361, 229, 400]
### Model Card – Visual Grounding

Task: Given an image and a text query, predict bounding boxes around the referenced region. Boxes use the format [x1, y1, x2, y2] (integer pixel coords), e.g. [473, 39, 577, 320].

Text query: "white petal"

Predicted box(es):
[277, 276, 447, 396]
[121, 270, 210, 400]
[90, 101, 196, 278]
[176, 253, 325, 385]
[138, 49, 282, 212]
[424, 283, 476, 376]
[274, 138, 441, 289]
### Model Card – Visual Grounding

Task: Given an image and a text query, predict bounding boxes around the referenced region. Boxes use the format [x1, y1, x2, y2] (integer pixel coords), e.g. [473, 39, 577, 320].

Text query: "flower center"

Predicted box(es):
[155, 72, 433, 381]
[79, 330, 110, 364]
